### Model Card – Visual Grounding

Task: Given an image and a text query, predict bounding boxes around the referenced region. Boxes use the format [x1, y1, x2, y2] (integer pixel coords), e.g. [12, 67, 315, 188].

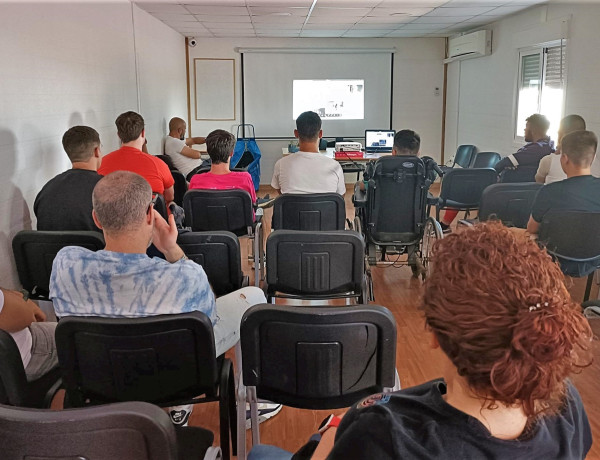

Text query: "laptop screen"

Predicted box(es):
[365, 130, 395, 152]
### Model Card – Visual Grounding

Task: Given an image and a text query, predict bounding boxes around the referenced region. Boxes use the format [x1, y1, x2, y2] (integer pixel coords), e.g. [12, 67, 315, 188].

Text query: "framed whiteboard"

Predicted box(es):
[194, 58, 236, 121]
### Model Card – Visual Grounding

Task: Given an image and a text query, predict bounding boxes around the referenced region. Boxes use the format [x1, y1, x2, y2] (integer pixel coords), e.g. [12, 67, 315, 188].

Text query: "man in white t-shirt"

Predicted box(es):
[164, 117, 206, 178]
[0, 288, 58, 381]
[536, 114, 586, 184]
[271, 111, 346, 195]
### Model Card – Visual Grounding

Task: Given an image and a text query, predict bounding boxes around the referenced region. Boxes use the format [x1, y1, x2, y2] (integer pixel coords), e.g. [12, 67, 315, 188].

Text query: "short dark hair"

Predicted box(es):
[394, 130, 420, 155]
[560, 114, 586, 134]
[526, 113, 550, 133]
[206, 129, 235, 164]
[115, 111, 145, 143]
[561, 130, 598, 167]
[296, 111, 322, 141]
[62, 126, 100, 163]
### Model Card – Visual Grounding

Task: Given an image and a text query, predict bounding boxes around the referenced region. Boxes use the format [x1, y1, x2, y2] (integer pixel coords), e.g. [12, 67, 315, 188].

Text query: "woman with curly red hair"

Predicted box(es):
[315, 222, 592, 459]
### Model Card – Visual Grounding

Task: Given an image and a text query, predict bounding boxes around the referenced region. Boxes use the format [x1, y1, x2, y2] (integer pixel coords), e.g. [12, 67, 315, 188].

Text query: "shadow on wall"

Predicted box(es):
[0, 128, 32, 288]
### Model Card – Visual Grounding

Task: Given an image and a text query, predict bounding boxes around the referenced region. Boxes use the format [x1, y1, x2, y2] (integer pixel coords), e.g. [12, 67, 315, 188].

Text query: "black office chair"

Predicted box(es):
[272, 193, 346, 231]
[12, 230, 105, 300]
[177, 230, 249, 297]
[153, 193, 169, 220]
[0, 329, 61, 409]
[238, 303, 397, 458]
[470, 151, 501, 168]
[477, 182, 542, 228]
[353, 155, 443, 278]
[56, 312, 237, 460]
[172, 170, 188, 207]
[265, 230, 371, 303]
[440, 144, 478, 173]
[0, 401, 220, 460]
[156, 154, 177, 171]
[183, 189, 264, 286]
[499, 165, 538, 183]
[538, 210, 600, 302]
[432, 168, 498, 221]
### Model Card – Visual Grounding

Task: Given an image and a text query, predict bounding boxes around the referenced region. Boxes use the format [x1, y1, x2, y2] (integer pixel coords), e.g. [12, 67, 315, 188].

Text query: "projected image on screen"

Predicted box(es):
[293, 79, 364, 120]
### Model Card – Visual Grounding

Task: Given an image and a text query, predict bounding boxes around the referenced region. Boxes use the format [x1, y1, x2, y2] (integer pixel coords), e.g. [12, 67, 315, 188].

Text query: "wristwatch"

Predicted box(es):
[318, 414, 342, 434]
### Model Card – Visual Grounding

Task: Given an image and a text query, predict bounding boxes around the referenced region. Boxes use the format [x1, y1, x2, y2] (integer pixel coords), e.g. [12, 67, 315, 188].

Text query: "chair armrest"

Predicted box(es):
[352, 183, 367, 208]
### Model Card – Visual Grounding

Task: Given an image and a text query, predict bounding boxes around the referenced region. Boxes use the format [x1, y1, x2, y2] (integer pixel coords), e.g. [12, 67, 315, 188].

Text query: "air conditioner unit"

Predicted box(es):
[445, 30, 492, 63]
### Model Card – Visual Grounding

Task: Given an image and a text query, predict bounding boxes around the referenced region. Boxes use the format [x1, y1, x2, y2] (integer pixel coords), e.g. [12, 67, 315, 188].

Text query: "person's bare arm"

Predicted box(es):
[0, 288, 46, 332]
[180, 146, 202, 159]
[163, 186, 175, 205]
[186, 137, 206, 146]
[526, 216, 540, 234]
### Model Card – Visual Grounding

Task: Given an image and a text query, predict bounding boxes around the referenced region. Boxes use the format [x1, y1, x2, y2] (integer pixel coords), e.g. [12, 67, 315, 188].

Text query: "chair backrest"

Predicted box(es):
[364, 156, 431, 242]
[12, 230, 105, 299]
[153, 193, 169, 220]
[0, 330, 28, 407]
[470, 151, 501, 168]
[266, 230, 364, 296]
[177, 231, 244, 296]
[438, 168, 498, 208]
[479, 182, 542, 228]
[241, 304, 397, 409]
[453, 144, 478, 168]
[499, 165, 538, 183]
[539, 211, 600, 261]
[0, 401, 181, 460]
[55, 312, 218, 406]
[171, 170, 188, 207]
[272, 193, 346, 231]
[183, 189, 253, 235]
[156, 154, 177, 171]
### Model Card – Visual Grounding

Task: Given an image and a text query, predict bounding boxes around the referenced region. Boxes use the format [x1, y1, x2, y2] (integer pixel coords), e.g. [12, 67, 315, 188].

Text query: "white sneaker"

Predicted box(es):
[245, 403, 283, 429]
[169, 404, 193, 427]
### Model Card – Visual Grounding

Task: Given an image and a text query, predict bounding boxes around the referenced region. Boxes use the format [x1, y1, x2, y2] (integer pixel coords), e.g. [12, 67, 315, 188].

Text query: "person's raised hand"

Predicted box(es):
[152, 210, 185, 262]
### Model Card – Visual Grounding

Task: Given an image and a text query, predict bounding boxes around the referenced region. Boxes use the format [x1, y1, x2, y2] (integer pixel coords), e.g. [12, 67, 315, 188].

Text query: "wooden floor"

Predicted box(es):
[55, 184, 600, 458]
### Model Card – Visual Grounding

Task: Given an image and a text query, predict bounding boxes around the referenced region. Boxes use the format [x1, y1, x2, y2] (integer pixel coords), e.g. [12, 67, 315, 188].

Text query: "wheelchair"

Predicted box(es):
[352, 155, 444, 280]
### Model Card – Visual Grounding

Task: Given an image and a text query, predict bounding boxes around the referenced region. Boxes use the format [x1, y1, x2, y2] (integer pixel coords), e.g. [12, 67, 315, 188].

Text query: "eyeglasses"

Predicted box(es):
[147, 194, 158, 214]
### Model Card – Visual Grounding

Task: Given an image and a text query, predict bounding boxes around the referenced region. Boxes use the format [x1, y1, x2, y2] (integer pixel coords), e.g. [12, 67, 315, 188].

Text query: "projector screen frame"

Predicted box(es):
[239, 48, 395, 140]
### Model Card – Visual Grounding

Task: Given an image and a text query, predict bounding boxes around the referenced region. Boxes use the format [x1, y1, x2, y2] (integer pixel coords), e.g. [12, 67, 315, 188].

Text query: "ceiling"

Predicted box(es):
[134, 0, 547, 39]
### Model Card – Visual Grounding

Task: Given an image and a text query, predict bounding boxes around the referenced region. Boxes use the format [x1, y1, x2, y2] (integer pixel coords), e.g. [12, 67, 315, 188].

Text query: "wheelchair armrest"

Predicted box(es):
[353, 183, 367, 208]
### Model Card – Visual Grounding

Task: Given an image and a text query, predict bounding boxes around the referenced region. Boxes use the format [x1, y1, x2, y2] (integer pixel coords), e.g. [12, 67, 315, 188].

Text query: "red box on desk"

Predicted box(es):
[334, 151, 364, 159]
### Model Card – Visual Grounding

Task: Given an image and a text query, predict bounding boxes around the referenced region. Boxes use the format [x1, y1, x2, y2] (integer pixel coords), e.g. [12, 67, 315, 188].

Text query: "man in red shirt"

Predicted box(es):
[99, 111, 175, 204]
[189, 129, 256, 204]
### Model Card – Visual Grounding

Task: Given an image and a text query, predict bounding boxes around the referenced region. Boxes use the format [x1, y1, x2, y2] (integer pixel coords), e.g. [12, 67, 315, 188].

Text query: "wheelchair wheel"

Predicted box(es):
[420, 217, 443, 280]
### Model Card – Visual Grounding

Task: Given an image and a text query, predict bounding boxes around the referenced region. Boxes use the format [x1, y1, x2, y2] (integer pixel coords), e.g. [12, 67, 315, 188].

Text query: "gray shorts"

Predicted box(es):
[24, 322, 59, 382]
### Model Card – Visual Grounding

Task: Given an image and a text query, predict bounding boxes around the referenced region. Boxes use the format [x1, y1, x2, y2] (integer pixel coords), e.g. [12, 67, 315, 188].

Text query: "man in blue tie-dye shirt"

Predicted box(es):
[50, 171, 271, 425]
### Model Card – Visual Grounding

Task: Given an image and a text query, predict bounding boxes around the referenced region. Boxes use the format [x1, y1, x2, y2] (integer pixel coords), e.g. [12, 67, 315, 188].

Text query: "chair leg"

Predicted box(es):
[584, 272, 594, 302]
[236, 345, 247, 460]
[228, 361, 237, 456]
[219, 360, 232, 460]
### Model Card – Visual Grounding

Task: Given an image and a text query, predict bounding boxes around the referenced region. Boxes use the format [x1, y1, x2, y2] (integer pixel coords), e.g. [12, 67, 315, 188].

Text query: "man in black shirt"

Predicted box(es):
[527, 130, 600, 234]
[34, 126, 103, 231]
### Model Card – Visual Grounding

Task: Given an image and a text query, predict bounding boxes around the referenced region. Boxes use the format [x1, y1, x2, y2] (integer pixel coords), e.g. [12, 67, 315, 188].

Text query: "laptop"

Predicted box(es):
[365, 130, 396, 154]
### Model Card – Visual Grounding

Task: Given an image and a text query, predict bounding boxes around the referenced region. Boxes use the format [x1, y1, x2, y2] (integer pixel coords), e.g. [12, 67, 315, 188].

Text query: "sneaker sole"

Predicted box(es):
[245, 404, 283, 430]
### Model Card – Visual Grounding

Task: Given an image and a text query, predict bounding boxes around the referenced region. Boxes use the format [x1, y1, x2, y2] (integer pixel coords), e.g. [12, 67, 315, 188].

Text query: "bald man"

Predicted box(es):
[164, 117, 206, 178]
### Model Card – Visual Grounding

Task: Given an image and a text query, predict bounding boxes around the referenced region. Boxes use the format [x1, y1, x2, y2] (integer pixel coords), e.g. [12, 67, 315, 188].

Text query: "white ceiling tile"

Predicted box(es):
[152, 13, 199, 21]
[163, 20, 204, 27]
[358, 15, 416, 23]
[300, 30, 347, 37]
[134, 3, 189, 14]
[426, 6, 497, 16]
[311, 7, 373, 17]
[254, 22, 306, 29]
[343, 29, 394, 37]
[411, 15, 471, 23]
[308, 16, 363, 24]
[194, 14, 252, 22]
[184, 6, 248, 15]
[314, 0, 380, 6]
[352, 22, 408, 29]
[203, 22, 255, 29]
[385, 30, 428, 37]
[177, 0, 246, 5]
[459, 16, 494, 24]
[256, 31, 303, 37]
[303, 23, 353, 29]
[246, 0, 313, 5]
[210, 29, 256, 35]
[481, 5, 530, 15]
[367, 7, 435, 16]
[377, 0, 448, 6]
[442, 0, 505, 5]
[398, 22, 449, 30]
[251, 14, 306, 23]
[248, 6, 309, 16]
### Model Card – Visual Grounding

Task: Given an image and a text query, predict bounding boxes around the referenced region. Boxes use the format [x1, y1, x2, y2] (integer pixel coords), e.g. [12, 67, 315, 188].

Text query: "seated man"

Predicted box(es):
[98, 111, 175, 205]
[164, 117, 206, 179]
[50, 171, 279, 425]
[252, 223, 592, 460]
[535, 114, 586, 184]
[527, 130, 600, 235]
[34, 126, 102, 231]
[189, 129, 256, 204]
[271, 111, 345, 195]
[358, 129, 421, 192]
[494, 113, 554, 179]
[0, 287, 58, 381]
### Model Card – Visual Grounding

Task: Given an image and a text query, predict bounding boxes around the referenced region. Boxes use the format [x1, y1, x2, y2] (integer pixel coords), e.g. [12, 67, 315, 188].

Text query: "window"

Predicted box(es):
[515, 41, 566, 142]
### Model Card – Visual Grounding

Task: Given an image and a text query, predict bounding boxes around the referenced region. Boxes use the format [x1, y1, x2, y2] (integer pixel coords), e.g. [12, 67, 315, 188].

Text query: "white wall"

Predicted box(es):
[445, 4, 600, 158]
[0, 2, 187, 288]
[187, 37, 445, 183]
